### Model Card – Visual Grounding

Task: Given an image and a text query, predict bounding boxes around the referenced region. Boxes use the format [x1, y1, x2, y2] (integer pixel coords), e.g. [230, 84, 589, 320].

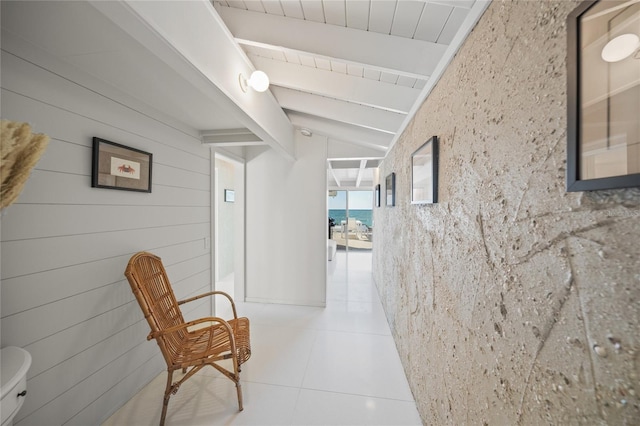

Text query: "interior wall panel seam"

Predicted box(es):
[1, 222, 211, 243]
[24, 318, 151, 382]
[1, 237, 210, 280]
[18, 339, 161, 424]
[1, 51, 204, 145]
[0, 96, 208, 171]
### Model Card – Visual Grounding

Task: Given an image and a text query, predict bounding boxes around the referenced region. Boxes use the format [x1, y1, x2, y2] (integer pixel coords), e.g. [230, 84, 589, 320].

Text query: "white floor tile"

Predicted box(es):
[102, 373, 164, 426]
[240, 323, 317, 388]
[103, 372, 299, 426]
[327, 279, 381, 303]
[245, 303, 323, 329]
[302, 330, 414, 401]
[104, 251, 422, 425]
[307, 300, 391, 336]
[292, 389, 422, 426]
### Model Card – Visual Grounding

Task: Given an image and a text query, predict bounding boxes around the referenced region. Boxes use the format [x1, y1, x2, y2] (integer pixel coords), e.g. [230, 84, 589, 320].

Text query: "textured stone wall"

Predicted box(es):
[373, 1, 640, 424]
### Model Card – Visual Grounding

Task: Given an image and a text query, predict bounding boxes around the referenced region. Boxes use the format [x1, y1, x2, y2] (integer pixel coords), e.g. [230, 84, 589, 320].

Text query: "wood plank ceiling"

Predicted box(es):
[214, 0, 487, 188]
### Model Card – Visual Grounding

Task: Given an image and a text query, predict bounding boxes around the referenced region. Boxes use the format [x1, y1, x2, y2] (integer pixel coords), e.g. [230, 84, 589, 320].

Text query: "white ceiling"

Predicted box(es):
[1, 1, 243, 131]
[1, 0, 489, 189]
[214, 0, 489, 188]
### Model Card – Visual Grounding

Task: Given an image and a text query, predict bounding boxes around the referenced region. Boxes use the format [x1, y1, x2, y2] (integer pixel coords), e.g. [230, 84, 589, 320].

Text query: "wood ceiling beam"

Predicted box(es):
[327, 161, 341, 187]
[287, 112, 391, 151]
[355, 160, 367, 188]
[215, 5, 448, 76]
[93, 0, 296, 160]
[327, 138, 387, 160]
[237, 39, 429, 81]
[271, 87, 405, 134]
[251, 55, 419, 113]
[429, 0, 475, 8]
[200, 128, 267, 146]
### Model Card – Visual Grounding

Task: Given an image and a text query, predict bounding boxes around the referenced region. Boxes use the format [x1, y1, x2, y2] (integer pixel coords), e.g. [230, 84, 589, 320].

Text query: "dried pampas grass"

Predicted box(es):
[1, 119, 50, 210]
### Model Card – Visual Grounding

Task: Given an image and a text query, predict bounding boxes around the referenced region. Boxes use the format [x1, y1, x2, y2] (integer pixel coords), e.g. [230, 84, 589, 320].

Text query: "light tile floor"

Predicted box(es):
[103, 251, 422, 425]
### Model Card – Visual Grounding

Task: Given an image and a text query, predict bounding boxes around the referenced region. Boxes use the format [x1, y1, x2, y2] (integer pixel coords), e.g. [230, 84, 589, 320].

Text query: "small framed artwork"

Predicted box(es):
[224, 189, 235, 203]
[566, 0, 640, 191]
[411, 136, 439, 204]
[385, 173, 395, 207]
[375, 184, 381, 207]
[92, 137, 152, 192]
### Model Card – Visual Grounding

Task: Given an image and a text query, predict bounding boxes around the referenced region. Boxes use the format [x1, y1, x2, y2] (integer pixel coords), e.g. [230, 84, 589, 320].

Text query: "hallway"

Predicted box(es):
[103, 251, 421, 425]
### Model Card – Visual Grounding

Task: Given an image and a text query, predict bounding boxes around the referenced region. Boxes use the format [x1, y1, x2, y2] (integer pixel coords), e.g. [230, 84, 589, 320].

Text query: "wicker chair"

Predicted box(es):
[125, 251, 251, 425]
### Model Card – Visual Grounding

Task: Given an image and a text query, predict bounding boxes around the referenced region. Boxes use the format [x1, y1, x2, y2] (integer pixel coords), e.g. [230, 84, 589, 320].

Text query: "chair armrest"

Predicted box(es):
[177, 291, 238, 319]
[147, 316, 231, 340]
[148, 317, 238, 360]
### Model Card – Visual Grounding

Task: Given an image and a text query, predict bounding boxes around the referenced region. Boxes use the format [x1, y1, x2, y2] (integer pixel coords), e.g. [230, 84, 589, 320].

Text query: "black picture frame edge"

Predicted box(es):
[375, 184, 381, 207]
[411, 135, 439, 204]
[91, 137, 153, 193]
[385, 172, 396, 207]
[566, 0, 640, 192]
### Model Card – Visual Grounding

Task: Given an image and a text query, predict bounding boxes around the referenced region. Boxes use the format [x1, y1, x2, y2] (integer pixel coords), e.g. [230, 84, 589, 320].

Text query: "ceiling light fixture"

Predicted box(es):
[239, 70, 270, 93]
[300, 128, 312, 137]
[601, 33, 640, 62]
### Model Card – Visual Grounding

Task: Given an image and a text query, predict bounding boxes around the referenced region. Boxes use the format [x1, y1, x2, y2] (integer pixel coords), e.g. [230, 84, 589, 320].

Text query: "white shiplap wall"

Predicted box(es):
[1, 39, 213, 425]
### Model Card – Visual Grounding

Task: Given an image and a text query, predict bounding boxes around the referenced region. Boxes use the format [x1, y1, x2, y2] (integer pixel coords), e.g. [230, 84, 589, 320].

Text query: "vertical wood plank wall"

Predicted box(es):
[1, 42, 213, 424]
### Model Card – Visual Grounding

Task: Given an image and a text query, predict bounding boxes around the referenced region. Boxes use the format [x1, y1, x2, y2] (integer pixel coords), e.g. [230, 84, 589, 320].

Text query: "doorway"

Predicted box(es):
[213, 152, 245, 316]
[328, 190, 373, 252]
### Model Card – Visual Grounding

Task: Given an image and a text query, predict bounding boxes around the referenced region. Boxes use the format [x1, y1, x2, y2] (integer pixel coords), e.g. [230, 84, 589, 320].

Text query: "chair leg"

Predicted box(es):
[160, 370, 173, 426]
[236, 381, 243, 411]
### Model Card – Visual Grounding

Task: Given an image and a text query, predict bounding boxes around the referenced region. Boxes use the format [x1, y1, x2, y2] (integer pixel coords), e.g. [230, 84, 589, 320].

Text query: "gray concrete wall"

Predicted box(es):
[373, 1, 640, 424]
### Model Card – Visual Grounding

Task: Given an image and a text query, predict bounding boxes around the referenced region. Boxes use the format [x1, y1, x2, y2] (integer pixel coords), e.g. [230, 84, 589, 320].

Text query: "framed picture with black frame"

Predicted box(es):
[411, 136, 439, 204]
[92, 137, 152, 193]
[566, 0, 640, 191]
[375, 184, 381, 207]
[385, 172, 395, 207]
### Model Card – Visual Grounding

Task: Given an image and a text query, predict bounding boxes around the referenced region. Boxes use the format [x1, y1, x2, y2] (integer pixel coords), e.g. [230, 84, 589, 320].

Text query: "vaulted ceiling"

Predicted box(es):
[213, 0, 489, 188]
[1, 0, 489, 189]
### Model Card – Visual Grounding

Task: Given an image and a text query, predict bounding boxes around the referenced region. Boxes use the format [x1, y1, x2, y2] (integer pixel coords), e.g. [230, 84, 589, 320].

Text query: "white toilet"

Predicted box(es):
[0, 347, 32, 426]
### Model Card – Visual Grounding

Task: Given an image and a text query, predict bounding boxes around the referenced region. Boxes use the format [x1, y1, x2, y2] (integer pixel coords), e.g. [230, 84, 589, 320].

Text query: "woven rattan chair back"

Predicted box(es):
[125, 251, 251, 425]
[126, 252, 185, 366]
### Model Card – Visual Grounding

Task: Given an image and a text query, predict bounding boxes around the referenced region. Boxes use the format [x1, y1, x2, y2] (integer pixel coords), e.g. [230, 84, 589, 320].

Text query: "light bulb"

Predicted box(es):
[247, 71, 269, 92]
[601, 33, 640, 62]
[239, 70, 270, 93]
